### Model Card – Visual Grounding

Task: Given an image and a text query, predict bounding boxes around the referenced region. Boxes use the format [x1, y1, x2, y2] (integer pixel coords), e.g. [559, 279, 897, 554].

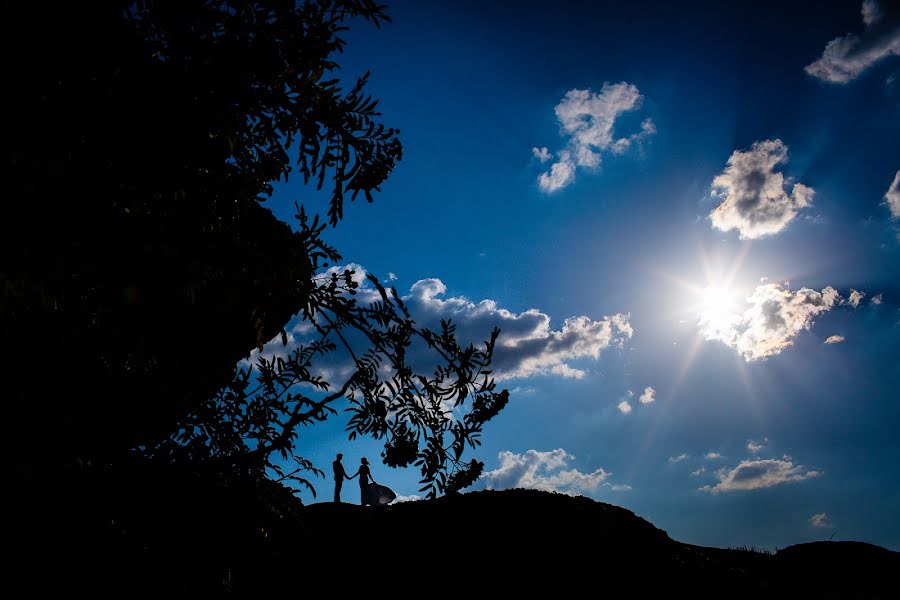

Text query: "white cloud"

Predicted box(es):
[809, 512, 835, 528]
[709, 139, 813, 239]
[617, 388, 655, 413]
[401, 278, 632, 380]
[824, 334, 846, 345]
[705, 452, 722, 460]
[668, 453, 689, 464]
[702, 458, 821, 493]
[871, 293, 883, 305]
[538, 153, 576, 193]
[532, 146, 553, 163]
[481, 449, 610, 495]
[390, 495, 421, 504]
[847, 289, 865, 308]
[698, 282, 859, 361]
[386, 272, 397, 282]
[885, 171, 900, 218]
[746, 438, 768, 453]
[537, 83, 655, 193]
[805, 1, 900, 83]
[691, 467, 706, 477]
[250, 267, 633, 382]
[608, 484, 632, 492]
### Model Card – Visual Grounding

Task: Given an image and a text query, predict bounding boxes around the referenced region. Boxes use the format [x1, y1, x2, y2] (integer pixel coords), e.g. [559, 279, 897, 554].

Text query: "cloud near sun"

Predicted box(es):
[534, 82, 655, 193]
[248, 264, 633, 382]
[708, 139, 813, 240]
[698, 282, 865, 361]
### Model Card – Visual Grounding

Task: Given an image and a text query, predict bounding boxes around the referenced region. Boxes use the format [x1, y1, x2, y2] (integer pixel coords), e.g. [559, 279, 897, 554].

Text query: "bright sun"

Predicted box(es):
[701, 285, 734, 312]
[698, 284, 740, 336]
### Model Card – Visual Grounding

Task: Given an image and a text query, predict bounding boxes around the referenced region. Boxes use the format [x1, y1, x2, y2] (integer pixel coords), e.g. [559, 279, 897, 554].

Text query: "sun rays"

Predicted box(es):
[646, 241, 758, 412]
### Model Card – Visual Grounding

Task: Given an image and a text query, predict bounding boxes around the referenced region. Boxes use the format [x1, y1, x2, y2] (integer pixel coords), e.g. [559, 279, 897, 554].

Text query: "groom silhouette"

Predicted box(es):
[332, 453, 348, 503]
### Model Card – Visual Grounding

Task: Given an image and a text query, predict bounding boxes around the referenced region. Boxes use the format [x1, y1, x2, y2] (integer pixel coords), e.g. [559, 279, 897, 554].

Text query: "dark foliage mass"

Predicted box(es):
[2, 0, 506, 504]
[3, 0, 510, 581]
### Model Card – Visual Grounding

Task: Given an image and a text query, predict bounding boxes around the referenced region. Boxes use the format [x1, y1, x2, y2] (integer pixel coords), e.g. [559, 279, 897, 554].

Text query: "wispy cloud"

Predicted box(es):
[709, 139, 813, 239]
[806, 1, 900, 83]
[668, 453, 689, 464]
[746, 438, 768, 453]
[864, 0, 882, 26]
[824, 334, 846, 345]
[809, 512, 835, 528]
[698, 282, 863, 361]
[702, 458, 821, 493]
[885, 170, 900, 218]
[705, 452, 722, 460]
[536, 83, 655, 193]
[481, 449, 610, 495]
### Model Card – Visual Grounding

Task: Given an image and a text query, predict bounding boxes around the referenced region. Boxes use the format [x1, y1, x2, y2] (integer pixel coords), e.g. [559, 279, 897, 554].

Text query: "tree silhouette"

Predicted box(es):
[2, 0, 506, 502]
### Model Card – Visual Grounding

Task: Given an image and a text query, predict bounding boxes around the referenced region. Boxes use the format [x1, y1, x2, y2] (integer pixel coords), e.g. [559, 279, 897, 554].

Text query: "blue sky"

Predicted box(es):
[260, 0, 900, 550]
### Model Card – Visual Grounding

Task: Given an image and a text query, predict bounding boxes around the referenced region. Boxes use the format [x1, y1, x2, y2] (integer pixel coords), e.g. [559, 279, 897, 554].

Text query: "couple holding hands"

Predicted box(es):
[333, 453, 396, 506]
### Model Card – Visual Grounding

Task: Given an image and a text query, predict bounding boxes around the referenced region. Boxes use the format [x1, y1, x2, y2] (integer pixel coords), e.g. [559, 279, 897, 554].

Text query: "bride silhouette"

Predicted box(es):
[350, 457, 396, 506]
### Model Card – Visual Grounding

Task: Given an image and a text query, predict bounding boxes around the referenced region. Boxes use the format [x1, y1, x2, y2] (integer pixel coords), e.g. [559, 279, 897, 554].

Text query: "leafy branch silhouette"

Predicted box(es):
[151, 205, 508, 498]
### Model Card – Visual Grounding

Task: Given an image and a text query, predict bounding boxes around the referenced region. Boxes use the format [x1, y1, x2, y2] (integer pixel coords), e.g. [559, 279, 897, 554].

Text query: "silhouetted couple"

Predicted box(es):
[333, 454, 397, 506]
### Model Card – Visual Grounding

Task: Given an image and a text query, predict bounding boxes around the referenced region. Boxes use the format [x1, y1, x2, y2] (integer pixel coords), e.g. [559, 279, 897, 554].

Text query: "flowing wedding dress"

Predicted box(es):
[364, 481, 397, 506]
[358, 464, 396, 506]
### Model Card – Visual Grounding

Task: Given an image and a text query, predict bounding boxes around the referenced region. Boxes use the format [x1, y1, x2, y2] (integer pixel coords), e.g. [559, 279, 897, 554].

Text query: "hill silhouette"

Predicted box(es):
[17, 480, 895, 596]
[303, 489, 897, 598]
